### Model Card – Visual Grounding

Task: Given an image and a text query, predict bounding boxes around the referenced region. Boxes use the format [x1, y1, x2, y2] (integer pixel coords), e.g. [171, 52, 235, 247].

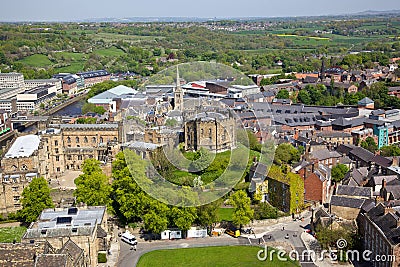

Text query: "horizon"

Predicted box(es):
[2, 0, 400, 22]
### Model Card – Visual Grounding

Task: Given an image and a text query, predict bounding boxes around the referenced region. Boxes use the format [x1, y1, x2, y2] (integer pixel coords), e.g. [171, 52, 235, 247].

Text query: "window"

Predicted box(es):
[67, 137, 71, 143]
[78, 155, 82, 160]
[13, 196, 20, 202]
[11, 165, 17, 171]
[92, 137, 96, 143]
[54, 140, 58, 146]
[56, 156, 60, 162]
[55, 148, 59, 154]
[12, 186, 18, 192]
[113, 137, 117, 142]
[100, 137, 103, 143]
[56, 167, 60, 172]
[76, 137, 79, 143]
[21, 165, 28, 171]
[84, 137, 88, 143]
[67, 155, 72, 160]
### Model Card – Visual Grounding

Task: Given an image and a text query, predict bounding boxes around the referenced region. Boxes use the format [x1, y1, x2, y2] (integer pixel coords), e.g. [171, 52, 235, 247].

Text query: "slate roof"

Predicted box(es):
[311, 149, 341, 161]
[35, 254, 68, 267]
[336, 185, 372, 198]
[58, 239, 84, 265]
[385, 185, 400, 199]
[349, 147, 375, 162]
[372, 175, 399, 186]
[332, 116, 365, 127]
[358, 97, 374, 105]
[330, 195, 365, 208]
[342, 167, 368, 186]
[372, 155, 392, 168]
[366, 203, 400, 245]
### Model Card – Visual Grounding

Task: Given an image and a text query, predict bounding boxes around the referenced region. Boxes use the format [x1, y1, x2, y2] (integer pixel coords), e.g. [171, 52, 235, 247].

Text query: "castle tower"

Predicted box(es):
[174, 66, 183, 111]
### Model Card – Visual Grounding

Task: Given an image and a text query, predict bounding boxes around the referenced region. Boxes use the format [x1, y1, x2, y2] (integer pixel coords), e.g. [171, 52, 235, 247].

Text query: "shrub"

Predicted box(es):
[98, 253, 107, 263]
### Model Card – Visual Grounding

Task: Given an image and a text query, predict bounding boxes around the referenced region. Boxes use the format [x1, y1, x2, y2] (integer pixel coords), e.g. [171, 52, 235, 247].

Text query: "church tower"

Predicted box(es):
[174, 66, 183, 111]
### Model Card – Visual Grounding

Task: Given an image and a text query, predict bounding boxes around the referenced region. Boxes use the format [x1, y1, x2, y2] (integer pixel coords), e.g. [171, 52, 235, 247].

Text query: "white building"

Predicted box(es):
[17, 84, 58, 111]
[25, 79, 62, 94]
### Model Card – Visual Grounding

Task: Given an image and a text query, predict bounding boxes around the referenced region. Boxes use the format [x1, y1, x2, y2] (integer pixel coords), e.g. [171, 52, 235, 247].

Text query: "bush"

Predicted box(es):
[254, 202, 278, 220]
[98, 253, 107, 263]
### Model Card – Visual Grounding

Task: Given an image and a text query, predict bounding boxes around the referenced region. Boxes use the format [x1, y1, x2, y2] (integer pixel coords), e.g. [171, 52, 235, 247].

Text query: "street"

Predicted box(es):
[116, 211, 317, 267]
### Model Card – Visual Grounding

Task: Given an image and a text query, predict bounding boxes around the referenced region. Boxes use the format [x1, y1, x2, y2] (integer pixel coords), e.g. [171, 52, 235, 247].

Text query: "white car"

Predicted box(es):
[121, 232, 138, 246]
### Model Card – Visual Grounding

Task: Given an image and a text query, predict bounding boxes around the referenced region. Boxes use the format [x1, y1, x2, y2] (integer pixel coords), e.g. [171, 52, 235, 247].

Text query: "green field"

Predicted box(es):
[94, 47, 126, 57]
[0, 226, 27, 242]
[55, 62, 85, 73]
[19, 54, 52, 67]
[137, 246, 299, 267]
[89, 32, 163, 43]
[218, 207, 234, 222]
[53, 51, 86, 61]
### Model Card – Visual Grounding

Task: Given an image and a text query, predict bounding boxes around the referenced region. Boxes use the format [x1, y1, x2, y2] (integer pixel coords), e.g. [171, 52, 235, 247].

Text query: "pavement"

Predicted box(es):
[115, 211, 321, 267]
[49, 170, 82, 190]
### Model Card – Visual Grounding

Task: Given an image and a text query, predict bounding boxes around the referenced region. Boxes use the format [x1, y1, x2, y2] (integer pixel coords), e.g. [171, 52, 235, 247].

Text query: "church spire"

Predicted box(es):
[174, 65, 183, 111]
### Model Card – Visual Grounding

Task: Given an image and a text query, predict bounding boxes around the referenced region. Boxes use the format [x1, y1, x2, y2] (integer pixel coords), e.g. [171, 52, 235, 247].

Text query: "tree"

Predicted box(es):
[143, 200, 169, 234]
[331, 164, 349, 183]
[230, 190, 254, 229]
[74, 159, 111, 206]
[254, 202, 278, 220]
[297, 90, 311, 105]
[189, 148, 213, 173]
[360, 137, 378, 153]
[19, 177, 54, 223]
[381, 145, 400, 157]
[165, 118, 178, 127]
[197, 200, 220, 231]
[274, 143, 300, 165]
[276, 89, 289, 99]
[171, 207, 197, 233]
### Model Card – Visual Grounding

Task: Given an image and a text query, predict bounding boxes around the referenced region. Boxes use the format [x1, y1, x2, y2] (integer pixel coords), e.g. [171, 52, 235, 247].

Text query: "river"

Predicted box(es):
[53, 99, 85, 116]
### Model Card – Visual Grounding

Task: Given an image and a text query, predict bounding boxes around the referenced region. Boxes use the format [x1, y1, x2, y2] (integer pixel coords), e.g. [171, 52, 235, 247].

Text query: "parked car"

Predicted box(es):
[121, 232, 137, 246]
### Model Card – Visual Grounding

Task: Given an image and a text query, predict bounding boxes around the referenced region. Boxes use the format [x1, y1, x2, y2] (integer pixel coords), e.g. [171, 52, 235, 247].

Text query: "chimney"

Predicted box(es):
[393, 157, 399, 167]
[383, 179, 387, 188]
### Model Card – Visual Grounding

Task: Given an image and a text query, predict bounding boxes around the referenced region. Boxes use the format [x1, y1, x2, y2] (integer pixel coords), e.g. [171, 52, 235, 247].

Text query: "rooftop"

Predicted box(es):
[5, 135, 40, 158]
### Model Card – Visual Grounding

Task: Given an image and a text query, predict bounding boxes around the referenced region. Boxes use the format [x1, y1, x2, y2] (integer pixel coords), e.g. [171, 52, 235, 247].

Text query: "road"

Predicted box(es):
[117, 211, 316, 267]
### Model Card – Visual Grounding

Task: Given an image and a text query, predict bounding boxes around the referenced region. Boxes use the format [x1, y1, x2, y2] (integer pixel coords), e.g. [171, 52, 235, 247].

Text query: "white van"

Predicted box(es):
[121, 232, 137, 246]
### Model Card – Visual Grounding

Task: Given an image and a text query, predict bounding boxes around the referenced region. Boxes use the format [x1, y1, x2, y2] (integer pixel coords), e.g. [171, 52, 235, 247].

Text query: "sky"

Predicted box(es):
[2, 0, 400, 21]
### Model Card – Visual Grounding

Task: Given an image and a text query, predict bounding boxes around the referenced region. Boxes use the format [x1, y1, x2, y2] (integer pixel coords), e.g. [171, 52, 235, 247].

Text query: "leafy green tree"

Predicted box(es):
[143, 200, 169, 234]
[276, 89, 289, 99]
[254, 202, 278, 220]
[171, 207, 197, 233]
[331, 164, 349, 183]
[74, 159, 111, 206]
[189, 148, 213, 172]
[274, 143, 300, 165]
[197, 200, 220, 230]
[230, 190, 254, 229]
[165, 118, 178, 127]
[297, 90, 311, 105]
[19, 177, 54, 223]
[360, 137, 378, 153]
[381, 145, 400, 157]
[111, 152, 152, 222]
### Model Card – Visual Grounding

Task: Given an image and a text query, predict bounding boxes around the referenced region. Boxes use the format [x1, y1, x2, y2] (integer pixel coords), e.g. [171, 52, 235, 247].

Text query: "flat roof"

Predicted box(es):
[5, 135, 40, 158]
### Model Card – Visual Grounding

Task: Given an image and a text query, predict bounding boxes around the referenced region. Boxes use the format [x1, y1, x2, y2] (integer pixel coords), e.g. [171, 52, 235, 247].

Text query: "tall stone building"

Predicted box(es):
[0, 135, 46, 214]
[174, 66, 184, 111]
[40, 123, 121, 177]
[184, 112, 235, 152]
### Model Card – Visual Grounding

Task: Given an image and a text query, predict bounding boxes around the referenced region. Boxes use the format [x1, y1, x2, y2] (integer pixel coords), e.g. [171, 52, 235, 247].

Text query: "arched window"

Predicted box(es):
[100, 137, 103, 143]
[84, 137, 88, 143]
[76, 137, 79, 143]
[67, 137, 71, 143]
[92, 137, 96, 143]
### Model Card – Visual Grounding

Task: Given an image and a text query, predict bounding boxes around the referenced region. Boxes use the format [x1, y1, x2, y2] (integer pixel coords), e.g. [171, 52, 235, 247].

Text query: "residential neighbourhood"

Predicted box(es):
[2, 4, 400, 267]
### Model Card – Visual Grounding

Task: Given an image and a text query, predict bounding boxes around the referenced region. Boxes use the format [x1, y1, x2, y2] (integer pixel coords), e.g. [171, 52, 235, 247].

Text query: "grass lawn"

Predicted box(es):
[55, 62, 85, 73]
[19, 54, 52, 67]
[218, 207, 234, 222]
[54, 51, 86, 61]
[0, 226, 27, 242]
[137, 246, 299, 267]
[94, 47, 126, 57]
